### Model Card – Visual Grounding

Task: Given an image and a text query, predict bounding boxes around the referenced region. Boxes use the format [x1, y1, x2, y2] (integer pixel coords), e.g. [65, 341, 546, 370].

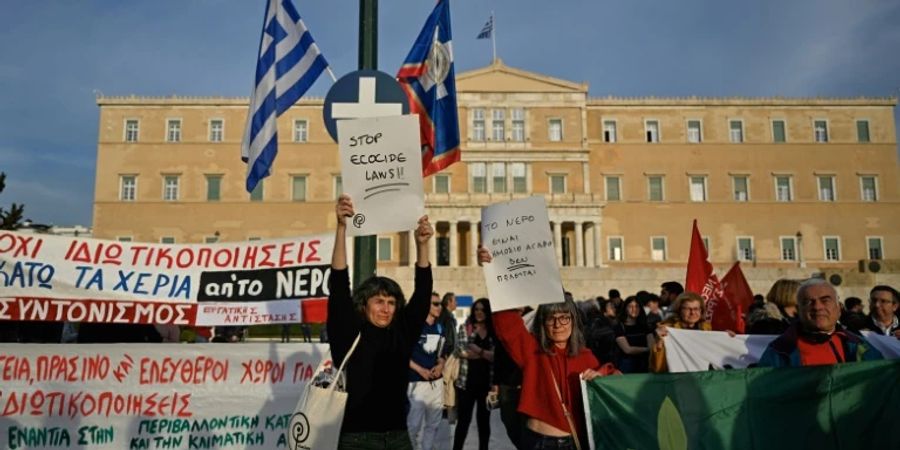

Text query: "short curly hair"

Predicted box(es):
[352, 276, 406, 326]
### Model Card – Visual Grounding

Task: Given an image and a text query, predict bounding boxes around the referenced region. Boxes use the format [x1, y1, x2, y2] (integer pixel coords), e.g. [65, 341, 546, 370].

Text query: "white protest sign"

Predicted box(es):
[480, 196, 564, 311]
[337, 115, 425, 236]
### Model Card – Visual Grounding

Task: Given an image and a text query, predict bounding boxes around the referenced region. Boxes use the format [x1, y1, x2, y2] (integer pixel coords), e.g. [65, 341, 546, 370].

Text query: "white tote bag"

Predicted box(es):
[289, 334, 361, 450]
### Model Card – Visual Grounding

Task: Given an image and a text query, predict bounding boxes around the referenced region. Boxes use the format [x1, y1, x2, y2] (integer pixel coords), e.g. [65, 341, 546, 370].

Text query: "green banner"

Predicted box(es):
[585, 359, 900, 450]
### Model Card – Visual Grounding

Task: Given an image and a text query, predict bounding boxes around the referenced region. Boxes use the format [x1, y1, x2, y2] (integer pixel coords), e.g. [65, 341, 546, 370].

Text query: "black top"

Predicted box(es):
[614, 321, 650, 347]
[326, 266, 432, 433]
[465, 332, 493, 392]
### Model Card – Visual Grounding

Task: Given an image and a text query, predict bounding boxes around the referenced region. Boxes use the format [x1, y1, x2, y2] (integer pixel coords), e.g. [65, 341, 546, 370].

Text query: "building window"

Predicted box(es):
[548, 119, 563, 142]
[824, 237, 840, 261]
[603, 120, 617, 143]
[206, 175, 222, 201]
[729, 120, 744, 143]
[511, 108, 525, 142]
[867, 237, 883, 260]
[166, 119, 181, 142]
[333, 175, 343, 200]
[817, 175, 835, 202]
[651, 237, 667, 261]
[250, 180, 264, 202]
[248, 236, 262, 241]
[648, 176, 664, 201]
[605, 176, 621, 201]
[733, 175, 749, 201]
[293, 119, 308, 142]
[860, 176, 878, 201]
[856, 120, 870, 143]
[689, 176, 707, 202]
[814, 120, 828, 143]
[549, 174, 566, 194]
[687, 120, 702, 143]
[492, 109, 505, 141]
[472, 109, 485, 141]
[120, 176, 136, 201]
[437, 237, 450, 266]
[775, 175, 792, 202]
[377, 237, 392, 261]
[737, 237, 754, 261]
[434, 174, 450, 193]
[292, 175, 307, 202]
[702, 237, 711, 253]
[780, 237, 797, 261]
[511, 163, 527, 193]
[209, 119, 224, 142]
[161, 237, 176, 244]
[470, 163, 487, 193]
[205, 236, 219, 244]
[117, 236, 133, 242]
[125, 119, 140, 142]
[492, 163, 507, 193]
[163, 175, 179, 201]
[608, 237, 624, 261]
[645, 120, 659, 143]
[772, 120, 786, 143]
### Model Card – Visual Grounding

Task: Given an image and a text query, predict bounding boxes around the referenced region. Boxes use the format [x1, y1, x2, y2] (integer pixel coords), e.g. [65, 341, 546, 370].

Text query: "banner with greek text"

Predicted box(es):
[0, 343, 328, 449]
[663, 328, 900, 372]
[0, 231, 333, 325]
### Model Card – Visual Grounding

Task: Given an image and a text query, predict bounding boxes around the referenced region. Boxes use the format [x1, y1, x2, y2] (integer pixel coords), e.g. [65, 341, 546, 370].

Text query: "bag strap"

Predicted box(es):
[549, 368, 583, 450]
[326, 333, 361, 394]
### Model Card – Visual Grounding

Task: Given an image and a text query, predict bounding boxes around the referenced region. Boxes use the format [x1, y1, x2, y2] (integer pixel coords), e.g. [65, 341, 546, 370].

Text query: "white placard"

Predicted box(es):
[337, 115, 425, 236]
[480, 196, 564, 311]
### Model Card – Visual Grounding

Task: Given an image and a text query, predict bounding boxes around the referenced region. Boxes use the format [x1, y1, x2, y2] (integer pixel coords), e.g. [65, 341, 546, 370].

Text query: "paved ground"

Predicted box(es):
[429, 408, 516, 450]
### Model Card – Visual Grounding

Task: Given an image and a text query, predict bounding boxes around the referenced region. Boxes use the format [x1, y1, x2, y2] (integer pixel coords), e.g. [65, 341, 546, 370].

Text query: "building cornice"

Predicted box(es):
[586, 96, 897, 107]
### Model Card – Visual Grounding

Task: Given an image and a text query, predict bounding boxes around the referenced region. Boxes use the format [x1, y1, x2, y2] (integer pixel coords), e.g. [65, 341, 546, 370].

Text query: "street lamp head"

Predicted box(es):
[795, 231, 803, 240]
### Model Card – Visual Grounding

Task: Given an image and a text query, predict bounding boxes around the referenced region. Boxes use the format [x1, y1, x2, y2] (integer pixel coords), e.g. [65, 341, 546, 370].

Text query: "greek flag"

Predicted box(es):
[476, 15, 492, 39]
[242, 0, 329, 193]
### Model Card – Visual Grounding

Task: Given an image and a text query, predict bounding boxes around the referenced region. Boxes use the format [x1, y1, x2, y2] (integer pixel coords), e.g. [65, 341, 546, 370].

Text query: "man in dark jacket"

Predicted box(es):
[855, 285, 899, 338]
[759, 278, 883, 367]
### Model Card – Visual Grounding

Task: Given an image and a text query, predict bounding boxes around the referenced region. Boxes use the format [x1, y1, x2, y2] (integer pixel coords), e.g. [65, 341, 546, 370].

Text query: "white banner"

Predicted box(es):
[0, 231, 333, 325]
[0, 343, 328, 449]
[480, 197, 563, 311]
[665, 328, 900, 372]
[337, 115, 425, 237]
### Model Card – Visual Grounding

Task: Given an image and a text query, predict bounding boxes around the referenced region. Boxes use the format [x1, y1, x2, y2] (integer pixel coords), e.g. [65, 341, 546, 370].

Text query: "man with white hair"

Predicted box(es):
[758, 278, 883, 367]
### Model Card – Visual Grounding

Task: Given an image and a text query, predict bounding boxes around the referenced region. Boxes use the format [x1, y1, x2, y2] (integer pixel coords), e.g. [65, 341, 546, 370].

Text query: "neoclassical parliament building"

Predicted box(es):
[93, 61, 899, 298]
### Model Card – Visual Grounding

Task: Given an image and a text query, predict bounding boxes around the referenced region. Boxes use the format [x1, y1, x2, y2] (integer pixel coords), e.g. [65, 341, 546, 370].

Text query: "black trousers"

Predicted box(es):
[452, 386, 490, 450]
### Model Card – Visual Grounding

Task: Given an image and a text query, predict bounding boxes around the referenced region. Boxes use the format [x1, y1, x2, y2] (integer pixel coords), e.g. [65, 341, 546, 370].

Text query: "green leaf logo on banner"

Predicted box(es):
[658, 396, 687, 450]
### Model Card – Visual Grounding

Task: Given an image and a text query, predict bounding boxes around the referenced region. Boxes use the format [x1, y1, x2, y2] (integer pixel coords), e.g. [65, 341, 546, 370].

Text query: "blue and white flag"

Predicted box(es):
[242, 0, 329, 193]
[476, 15, 493, 39]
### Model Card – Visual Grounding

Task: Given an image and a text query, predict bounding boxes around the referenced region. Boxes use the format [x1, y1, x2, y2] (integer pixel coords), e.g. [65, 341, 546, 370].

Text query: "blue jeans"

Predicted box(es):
[338, 430, 413, 450]
[522, 427, 575, 450]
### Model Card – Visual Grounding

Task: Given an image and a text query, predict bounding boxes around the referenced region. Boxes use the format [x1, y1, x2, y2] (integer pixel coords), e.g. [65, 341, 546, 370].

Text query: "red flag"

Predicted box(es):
[685, 220, 713, 293]
[721, 261, 754, 333]
[685, 220, 736, 332]
[301, 298, 328, 323]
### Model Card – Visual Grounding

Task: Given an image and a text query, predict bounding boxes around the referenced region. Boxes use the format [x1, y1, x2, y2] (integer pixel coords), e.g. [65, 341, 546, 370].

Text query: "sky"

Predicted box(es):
[1, 0, 898, 227]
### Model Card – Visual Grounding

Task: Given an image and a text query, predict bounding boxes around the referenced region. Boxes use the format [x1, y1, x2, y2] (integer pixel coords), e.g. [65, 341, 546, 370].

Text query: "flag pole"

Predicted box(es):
[326, 66, 338, 83]
[491, 11, 497, 62]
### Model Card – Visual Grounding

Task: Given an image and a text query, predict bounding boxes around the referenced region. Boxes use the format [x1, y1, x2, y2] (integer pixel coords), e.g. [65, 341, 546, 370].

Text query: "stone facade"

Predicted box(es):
[93, 60, 899, 298]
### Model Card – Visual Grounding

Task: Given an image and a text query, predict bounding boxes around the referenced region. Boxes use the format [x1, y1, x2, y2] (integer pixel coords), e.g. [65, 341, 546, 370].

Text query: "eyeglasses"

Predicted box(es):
[544, 314, 572, 326]
[431, 302, 442, 306]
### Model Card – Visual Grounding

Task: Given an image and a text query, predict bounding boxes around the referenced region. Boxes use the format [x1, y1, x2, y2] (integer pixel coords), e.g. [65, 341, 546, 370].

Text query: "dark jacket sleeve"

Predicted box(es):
[327, 268, 361, 366]
[403, 265, 434, 350]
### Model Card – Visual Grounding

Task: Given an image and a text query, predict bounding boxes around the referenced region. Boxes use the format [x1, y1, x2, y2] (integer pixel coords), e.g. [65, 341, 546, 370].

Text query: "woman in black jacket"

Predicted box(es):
[327, 194, 434, 450]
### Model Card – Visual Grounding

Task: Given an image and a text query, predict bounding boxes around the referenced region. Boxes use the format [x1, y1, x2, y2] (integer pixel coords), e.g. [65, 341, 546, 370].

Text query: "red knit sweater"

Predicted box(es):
[494, 310, 615, 443]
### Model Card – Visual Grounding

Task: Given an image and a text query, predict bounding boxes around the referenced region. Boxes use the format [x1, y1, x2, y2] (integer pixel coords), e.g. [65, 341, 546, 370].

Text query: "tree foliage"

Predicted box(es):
[0, 172, 26, 230]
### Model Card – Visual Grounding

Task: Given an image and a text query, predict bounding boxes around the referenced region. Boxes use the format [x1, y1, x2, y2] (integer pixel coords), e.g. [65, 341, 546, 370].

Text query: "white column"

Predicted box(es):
[553, 221, 563, 266]
[575, 222, 584, 267]
[429, 225, 438, 266]
[408, 231, 416, 267]
[469, 221, 480, 266]
[449, 221, 459, 267]
[593, 221, 602, 267]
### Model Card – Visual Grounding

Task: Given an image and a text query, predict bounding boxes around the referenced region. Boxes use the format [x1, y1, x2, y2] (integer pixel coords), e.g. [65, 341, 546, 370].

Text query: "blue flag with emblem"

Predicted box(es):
[242, 0, 330, 193]
[397, 0, 461, 177]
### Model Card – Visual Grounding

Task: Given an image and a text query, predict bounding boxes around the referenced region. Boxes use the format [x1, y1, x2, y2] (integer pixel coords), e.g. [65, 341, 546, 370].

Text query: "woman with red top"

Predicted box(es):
[478, 247, 618, 450]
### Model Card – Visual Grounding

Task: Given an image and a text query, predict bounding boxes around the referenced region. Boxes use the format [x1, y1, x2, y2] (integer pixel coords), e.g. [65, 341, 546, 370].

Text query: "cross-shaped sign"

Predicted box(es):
[323, 69, 410, 142]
